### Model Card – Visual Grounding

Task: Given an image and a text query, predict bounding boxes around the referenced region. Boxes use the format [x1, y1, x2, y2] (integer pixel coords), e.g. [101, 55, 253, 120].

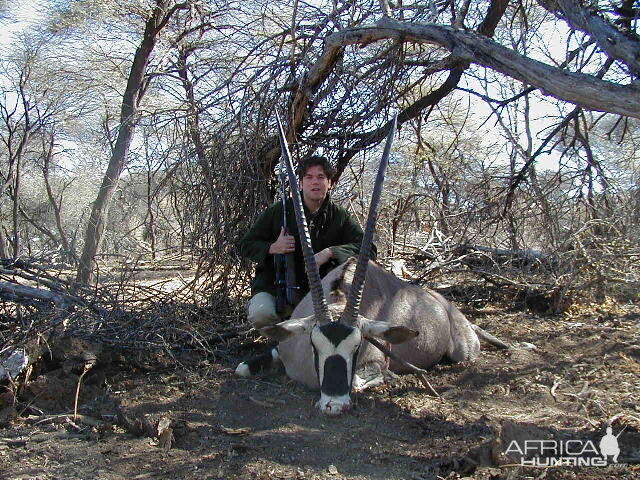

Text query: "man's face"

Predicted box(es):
[300, 165, 332, 204]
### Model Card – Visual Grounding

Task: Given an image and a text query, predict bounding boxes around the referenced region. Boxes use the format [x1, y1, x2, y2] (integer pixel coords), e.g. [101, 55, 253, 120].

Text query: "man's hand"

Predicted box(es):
[269, 227, 295, 254]
[314, 248, 333, 267]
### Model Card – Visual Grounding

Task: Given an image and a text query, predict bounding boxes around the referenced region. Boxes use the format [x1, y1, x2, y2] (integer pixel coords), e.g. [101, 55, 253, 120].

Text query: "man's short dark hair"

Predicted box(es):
[297, 156, 336, 182]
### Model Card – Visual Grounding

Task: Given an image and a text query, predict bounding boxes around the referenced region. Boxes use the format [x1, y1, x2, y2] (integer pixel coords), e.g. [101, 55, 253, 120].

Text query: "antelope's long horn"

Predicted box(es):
[340, 114, 397, 324]
[275, 112, 332, 323]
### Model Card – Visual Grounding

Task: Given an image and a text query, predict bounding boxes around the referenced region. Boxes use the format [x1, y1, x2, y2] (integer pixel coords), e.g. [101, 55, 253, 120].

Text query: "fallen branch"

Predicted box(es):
[0, 281, 83, 308]
[23, 413, 103, 428]
[0, 431, 87, 446]
[74, 361, 95, 420]
[0, 281, 64, 304]
[0, 267, 70, 293]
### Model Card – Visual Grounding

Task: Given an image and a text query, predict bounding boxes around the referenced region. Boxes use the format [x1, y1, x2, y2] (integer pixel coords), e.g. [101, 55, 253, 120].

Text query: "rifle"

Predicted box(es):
[274, 163, 301, 315]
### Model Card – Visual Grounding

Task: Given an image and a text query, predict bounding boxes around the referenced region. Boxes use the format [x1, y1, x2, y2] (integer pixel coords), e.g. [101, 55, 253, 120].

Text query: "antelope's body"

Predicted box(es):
[276, 259, 481, 389]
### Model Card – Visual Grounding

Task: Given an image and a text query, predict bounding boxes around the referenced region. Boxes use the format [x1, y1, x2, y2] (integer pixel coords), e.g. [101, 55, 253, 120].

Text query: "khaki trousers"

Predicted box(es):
[247, 292, 281, 328]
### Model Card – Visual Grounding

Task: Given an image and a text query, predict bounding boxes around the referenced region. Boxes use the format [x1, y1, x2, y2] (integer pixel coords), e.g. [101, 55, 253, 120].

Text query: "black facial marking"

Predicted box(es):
[318, 322, 354, 347]
[321, 355, 349, 396]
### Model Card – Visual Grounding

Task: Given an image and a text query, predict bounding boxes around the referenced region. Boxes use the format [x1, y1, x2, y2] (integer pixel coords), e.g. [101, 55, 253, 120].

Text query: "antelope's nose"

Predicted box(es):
[318, 398, 352, 415]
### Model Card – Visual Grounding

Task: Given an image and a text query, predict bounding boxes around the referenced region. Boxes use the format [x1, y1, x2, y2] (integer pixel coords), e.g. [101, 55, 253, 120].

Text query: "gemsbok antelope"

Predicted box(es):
[237, 114, 508, 415]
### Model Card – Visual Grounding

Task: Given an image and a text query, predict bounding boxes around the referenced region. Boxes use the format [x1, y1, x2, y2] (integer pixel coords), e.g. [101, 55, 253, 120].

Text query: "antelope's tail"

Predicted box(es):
[472, 325, 510, 350]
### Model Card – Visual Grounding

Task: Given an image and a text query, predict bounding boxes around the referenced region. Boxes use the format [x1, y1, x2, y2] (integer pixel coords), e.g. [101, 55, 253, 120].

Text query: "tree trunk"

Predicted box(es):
[506, 147, 520, 251]
[528, 165, 558, 247]
[0, 226, 8, 258]
[145, 168, 157, 260]
[42, 133, 74, 264]
[177, 48, 215, 188]
[11, 157, 21, 258]
[76, 0, 183, 284]
[426, 158, 451, 236]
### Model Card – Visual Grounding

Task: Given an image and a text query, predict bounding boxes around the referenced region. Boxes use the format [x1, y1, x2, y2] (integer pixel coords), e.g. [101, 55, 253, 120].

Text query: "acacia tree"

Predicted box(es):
[0, 31, 82, 260]
[75, 0, 191, 284]
[282, 0, 636, 162]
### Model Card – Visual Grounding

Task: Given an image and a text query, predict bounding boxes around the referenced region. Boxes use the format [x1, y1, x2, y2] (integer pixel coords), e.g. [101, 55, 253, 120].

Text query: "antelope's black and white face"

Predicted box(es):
[311, 322, 361, 415]
[260, 315, 418, 415]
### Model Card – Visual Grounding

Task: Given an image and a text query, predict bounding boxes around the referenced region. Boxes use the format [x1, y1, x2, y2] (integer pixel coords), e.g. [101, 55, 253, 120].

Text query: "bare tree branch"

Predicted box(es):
[543, 0, 640, 77]
[323, 17, 640, 118]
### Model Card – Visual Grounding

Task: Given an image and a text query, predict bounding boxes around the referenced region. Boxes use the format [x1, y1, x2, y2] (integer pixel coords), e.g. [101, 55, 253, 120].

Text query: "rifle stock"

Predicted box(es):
[275, 245, 300, 315]
[274, 252, 287, 314]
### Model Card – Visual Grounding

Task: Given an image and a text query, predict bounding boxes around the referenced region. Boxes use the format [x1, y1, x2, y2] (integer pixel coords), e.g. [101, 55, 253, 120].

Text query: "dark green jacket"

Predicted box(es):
[240, 195, 377, 298]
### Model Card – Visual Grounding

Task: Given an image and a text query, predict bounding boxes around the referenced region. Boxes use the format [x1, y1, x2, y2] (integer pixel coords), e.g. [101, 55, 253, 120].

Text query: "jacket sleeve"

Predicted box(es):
[240, 206, 277, 267]
[329, 209, 377, 264]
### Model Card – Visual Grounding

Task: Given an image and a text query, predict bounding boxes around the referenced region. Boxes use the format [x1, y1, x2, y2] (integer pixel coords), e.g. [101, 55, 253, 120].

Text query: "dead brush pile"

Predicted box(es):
[402, 229, 640, 315]
[0, 258, 252, 387]
[0, 256, 264, 445]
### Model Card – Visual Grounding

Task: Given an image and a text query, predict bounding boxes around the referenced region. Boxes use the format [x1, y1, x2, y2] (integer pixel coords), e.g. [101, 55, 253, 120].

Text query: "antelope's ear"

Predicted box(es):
[359, 319, 419, 344]
[259, 315, 316, 342]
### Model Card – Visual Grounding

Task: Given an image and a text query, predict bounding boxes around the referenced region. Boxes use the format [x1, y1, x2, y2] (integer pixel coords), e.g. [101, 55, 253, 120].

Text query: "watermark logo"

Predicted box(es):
[505, 427, 625, 467]
[599, 426, 621, 463]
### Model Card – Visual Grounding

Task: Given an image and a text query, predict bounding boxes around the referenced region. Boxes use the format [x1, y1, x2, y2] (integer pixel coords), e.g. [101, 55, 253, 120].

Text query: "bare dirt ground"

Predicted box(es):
[1, 295, 639, 480]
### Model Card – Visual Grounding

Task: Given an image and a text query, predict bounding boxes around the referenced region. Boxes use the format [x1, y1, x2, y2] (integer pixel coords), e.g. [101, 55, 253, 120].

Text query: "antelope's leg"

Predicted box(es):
[365, 337, 440, 397]
[235, 347, 281, 377]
